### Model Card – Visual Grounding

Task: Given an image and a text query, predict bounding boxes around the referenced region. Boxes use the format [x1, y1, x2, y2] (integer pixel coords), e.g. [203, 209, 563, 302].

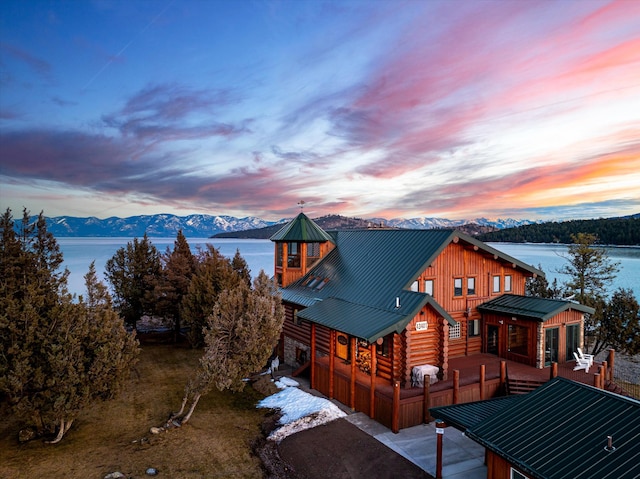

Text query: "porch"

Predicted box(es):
[310, 350, 617, 432]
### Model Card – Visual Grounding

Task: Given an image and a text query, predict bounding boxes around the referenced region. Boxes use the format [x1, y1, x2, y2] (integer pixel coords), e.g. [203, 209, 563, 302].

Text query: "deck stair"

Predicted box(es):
[506, 377, 546, 395]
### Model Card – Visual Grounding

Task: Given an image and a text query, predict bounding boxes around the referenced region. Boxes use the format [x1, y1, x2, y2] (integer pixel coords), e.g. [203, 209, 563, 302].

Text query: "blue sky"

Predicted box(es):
[1, 0, 639, 221]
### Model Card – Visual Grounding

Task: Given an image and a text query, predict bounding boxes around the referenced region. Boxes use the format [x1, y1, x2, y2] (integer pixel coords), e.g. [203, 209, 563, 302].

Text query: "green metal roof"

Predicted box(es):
[269, 212, 335, 243]
[430, 395, 522, 430]
[296, 291, 454, 343]
[458, 378, 640, 479]
[281, 229, 543, 342]
[478, 294, 595, 321]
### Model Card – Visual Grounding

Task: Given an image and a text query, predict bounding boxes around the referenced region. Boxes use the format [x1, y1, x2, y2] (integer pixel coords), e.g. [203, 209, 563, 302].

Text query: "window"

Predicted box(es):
[276, 243, 283, 267]
[454, 278, 463, 296]
[411, 280, 419, 292]
[424, 279, 434, 296]
[287, 242, 300, 267]
[449, 321, 461, 339]
[307, 242, 321, 266]
[566, 324, 580, 361]
[505, 275, 512, 292]
[468, 319, 481, 337]
[511, 468, 529, 479]
[493, 275, 501, 293]
[467, 277, 476, 295]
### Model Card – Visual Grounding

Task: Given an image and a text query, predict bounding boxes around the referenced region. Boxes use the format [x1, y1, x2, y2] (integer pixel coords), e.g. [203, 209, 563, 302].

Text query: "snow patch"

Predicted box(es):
[257, 384, 346, 441]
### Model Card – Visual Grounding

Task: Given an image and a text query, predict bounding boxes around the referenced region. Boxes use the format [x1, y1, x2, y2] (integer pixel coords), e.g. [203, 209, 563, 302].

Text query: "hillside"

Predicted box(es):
[477, 215, 640, 245]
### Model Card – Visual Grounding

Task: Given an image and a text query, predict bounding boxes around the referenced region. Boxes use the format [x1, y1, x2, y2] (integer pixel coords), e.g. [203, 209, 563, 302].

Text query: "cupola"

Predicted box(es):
[270, 212, 334, 287]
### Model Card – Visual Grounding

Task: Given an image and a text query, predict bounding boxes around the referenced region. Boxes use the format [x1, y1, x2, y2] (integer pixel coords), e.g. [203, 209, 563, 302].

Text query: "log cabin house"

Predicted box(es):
[271, 213, 593, 427]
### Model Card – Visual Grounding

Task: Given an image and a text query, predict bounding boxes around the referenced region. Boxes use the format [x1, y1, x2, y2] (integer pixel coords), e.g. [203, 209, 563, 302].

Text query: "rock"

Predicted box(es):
[150, 426, 162, 434]
[146, 467, 158, 476]
[104, 472, 126, 479]
[18, 427, 37, 443]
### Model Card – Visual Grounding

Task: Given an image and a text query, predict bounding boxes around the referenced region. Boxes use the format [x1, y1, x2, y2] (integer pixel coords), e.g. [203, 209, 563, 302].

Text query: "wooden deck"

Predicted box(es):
[312, 352, 613, 431]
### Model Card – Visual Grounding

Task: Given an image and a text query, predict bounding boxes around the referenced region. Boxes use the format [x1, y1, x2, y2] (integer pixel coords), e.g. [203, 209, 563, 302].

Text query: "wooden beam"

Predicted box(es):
[310, 323, 316, 389]
[392, 381, 400, 433]
[350, 336, 357, 410]
[329, 330, 335, 399]
[453, 370, 460, 404]
[423, 380, 430, 424]
[369, 342, 376, 419]
[479, 365, 485, 401]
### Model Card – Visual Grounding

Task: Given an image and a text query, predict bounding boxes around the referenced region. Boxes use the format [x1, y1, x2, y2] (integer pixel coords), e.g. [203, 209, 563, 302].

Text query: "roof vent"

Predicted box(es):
[395, 297, 401, 309]
[604, 435, 616, 452]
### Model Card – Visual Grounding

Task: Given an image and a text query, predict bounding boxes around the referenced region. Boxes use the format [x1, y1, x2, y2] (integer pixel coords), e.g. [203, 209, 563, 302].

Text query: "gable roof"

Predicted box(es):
[269, 212, 335, 243]
[431, 378, 640, 479]
[478, 294, 595, 321]
[281, 229, 544, 342]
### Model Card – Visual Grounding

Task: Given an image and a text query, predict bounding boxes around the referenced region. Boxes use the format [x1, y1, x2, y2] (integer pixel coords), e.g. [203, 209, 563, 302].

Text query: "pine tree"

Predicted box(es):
[0, 210, 138, 443]
[181, 245, 240, 347]
[558, 233, 620, 351]
[592, 288, 640, 356]
[154, 230, 197, 341]
[105, 233, 161, 329]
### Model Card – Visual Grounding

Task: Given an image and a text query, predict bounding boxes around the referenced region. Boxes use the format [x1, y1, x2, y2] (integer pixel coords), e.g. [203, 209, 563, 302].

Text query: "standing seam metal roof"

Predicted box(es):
[477, 294, 595, 321]
[269, 212, 335, 243]
[280, 229, 543, 341]
[434, 378, 640, 479]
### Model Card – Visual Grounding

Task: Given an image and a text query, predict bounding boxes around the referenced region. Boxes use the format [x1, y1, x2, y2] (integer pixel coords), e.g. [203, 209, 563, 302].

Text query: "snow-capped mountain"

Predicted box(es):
[38, 214, 537, 237]
[43, 214, 281, 237]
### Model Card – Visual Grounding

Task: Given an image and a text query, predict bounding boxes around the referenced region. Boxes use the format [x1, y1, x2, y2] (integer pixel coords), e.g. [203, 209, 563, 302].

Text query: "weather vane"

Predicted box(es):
[298, 200, 305, 210]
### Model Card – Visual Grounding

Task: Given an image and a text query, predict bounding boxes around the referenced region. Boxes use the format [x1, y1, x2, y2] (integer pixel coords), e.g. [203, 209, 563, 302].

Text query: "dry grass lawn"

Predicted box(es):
[0, 344, 268, 478]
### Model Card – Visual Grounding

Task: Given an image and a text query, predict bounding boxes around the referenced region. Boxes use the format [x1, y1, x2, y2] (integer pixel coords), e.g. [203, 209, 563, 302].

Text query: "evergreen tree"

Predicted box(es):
[231, 248, 251, 287]
[171, 271, 285, 424]
[105, 233, 161, 329]
[154, 230, 197, 341]
[592, 288, 640, 356]
[0, 210, 138, 442]
[558, 233, 620, 351]
[525, 265, 563, 298]
[181, 245, 240, 347]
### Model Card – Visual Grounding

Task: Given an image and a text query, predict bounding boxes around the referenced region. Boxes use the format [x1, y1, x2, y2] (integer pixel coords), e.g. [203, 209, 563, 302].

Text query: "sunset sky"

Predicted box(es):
[1, 0, 639, 222]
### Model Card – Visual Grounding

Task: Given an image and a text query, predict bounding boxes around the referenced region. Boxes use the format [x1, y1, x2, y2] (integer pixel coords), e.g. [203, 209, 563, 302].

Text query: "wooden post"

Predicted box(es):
[310, 323, 316, 389]
[608, 349, 615, 381]
[392, 381, 400, 433]
[594, 372, 601, 389]
[435, 420, 446, 479]
[350, 336, 357, 410]
[500, 360, 506, 394]
[423, 380, 431, 424]
[599, 365, 606, 389]
[329, 330, 335, 399]
[550, 362, 558, 379]
[602, 361, 608, 385]
[369, 343, 376, 419]
[453, 369, 460, 404]
[479, 365, 486, 401]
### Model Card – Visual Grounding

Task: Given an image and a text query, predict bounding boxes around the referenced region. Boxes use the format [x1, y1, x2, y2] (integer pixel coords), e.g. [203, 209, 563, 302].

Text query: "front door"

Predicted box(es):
[336, 332, 350, 361]
[545, 327, 559, 366]
[487, 325, 499, 355]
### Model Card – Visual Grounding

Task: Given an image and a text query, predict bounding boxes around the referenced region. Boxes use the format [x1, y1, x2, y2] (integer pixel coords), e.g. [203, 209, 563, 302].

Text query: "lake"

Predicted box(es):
[57, 238, 640, 300]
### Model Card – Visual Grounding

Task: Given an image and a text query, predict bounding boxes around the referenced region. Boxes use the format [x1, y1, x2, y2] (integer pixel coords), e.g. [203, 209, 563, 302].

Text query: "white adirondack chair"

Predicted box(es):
[573, 352, 591, 373]
[577, 348, 594, 367]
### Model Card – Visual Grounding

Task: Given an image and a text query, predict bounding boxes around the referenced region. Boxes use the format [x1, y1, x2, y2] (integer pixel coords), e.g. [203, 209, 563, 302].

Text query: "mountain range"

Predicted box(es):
[36, 213, 538, 238]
